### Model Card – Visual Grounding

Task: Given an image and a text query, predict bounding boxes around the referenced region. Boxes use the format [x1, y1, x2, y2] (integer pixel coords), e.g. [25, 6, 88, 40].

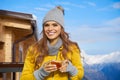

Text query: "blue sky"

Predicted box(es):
[0, 0, 120, 55]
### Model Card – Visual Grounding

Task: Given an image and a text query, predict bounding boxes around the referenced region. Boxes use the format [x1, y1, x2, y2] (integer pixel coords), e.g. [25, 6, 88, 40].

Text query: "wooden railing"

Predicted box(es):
[0, 62, 24, 80]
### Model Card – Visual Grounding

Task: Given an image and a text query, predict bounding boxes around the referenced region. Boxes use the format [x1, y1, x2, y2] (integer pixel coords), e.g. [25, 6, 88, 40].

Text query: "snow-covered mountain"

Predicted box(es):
[81, 50, 120, 65]
[81, 50, 120, 80]
[82, 63, 120, 80]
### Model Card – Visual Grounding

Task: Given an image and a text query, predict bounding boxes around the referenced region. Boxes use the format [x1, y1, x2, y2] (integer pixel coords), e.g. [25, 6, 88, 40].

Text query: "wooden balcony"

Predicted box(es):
[0, 10, 38, 80]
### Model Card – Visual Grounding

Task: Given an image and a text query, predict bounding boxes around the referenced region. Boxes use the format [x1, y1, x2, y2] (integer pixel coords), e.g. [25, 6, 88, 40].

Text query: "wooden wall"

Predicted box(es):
[0, 13, 37, 80]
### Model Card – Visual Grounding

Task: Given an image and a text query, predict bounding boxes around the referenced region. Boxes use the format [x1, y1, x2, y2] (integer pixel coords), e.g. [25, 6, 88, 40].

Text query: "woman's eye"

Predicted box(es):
[44, 24, 49, 27]
[53, 24, 58, 27]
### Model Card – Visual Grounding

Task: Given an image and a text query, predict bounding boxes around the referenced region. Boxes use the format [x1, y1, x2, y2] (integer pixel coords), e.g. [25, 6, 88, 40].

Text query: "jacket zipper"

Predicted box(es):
[52, 46, 62, 80]
[52, 53, 58, 80]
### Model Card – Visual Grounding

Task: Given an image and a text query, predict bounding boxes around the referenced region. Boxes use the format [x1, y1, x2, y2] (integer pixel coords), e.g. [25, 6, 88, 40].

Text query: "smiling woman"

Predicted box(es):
[20, 6, 84, 80]
[43, 21, 62, 43]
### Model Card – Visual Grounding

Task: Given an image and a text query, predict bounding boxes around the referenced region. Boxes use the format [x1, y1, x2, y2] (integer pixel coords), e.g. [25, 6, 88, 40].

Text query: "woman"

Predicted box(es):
[20, 6, 84, 80]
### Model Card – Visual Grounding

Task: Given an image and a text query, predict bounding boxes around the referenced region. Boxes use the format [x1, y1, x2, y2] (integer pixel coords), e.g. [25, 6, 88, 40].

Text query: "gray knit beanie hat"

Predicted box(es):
[43, 6, 64, 27]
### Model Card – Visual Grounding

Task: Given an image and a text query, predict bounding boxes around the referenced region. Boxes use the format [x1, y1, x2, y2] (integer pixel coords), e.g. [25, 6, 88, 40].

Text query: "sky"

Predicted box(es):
[0, 0, 120, 55]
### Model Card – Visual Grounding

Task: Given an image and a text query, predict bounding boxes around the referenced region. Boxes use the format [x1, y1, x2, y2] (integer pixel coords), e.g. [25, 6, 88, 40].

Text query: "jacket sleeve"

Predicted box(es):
[20, 46, 36, 80]
[70, 45, 84, 80]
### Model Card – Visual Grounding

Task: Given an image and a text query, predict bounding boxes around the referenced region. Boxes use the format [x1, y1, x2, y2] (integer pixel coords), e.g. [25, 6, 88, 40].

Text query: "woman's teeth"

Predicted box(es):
[48, 32, 55, 35]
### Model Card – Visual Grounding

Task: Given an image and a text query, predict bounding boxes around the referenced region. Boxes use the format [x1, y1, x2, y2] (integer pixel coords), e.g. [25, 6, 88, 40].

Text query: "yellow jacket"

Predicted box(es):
[20, 45, 84, 80]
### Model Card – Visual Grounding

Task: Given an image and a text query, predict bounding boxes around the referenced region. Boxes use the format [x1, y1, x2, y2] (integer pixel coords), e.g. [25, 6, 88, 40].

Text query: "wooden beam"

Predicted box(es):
[4, 30, 13, 62]
[0, 24, 4, 42]
[0, 17, 31, 30]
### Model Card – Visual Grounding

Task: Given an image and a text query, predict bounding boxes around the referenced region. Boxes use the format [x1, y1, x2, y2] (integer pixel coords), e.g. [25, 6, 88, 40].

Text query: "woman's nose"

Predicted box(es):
[48, 26, 53, 30]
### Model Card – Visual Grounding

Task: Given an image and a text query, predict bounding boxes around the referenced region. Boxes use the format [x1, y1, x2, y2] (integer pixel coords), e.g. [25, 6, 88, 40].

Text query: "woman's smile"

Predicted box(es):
[47, 31, 56, 36]
[44, 21, 61, 40]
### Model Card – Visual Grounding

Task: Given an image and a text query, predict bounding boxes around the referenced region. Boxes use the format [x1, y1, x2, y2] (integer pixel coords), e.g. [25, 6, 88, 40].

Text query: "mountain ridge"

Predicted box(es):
[81, 50, 120, 65]
[81, 50, 120, 80]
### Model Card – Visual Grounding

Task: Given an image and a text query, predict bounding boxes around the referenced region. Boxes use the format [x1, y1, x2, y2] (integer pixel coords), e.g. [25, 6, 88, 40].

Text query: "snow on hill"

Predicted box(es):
[81, 50, 120, 65]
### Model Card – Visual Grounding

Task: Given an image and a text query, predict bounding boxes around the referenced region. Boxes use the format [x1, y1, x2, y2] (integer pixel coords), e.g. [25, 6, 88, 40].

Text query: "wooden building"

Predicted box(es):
[0, 10, 38, 80]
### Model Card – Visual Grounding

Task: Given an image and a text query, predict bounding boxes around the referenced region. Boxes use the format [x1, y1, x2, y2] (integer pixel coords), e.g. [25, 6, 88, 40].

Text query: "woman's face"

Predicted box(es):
[43, 21, 61, 41]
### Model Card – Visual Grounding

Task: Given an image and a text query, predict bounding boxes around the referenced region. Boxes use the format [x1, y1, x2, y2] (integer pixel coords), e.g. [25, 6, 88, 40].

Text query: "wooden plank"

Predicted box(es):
[0, 17, 31, 30]
[0, 45, 5, 62]
[0, 62, 23, 68]
[4, 30, 13, 62]
[0, 62, 23, 80]
[0, 24, 4, 42]
[0, 25, 5, 62]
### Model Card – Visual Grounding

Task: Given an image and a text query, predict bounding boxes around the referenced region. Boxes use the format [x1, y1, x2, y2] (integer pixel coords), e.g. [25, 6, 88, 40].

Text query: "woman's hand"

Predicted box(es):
[59, 60, 69, 72]
[43, 61, 58, 73]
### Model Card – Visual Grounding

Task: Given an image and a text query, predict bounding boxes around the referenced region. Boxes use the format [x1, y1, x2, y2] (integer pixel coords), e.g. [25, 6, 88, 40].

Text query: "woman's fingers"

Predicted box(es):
[59, 60, 69, 72]
[45, 64, 57, 71]
[59, 64, 67, 72]
[43, 62, 57, 73]
[43, 60, 69, 73]
[62, 60, 69, 65]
